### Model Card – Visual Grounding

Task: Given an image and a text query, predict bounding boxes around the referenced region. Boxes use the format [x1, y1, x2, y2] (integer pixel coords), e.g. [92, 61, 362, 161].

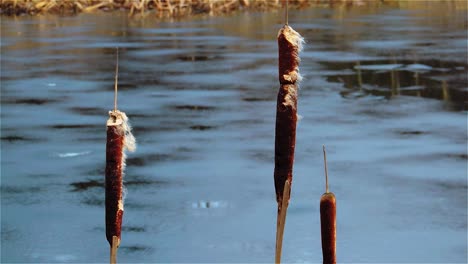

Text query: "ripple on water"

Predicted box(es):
[70, 175, 171, 192]
[171, 104, 217, 111]
[70, 179, 102, 192]
[120, 245, 153, 253]
[1, 186, 44, 205]
[189, 125, 217, 131]
[302, 51, 381, 62]
[1, 135, 44, 143]
[354, 40, 419, 49]
[354, 64, 403, 71]
[126, 152, 193, 167]
[68, 106, 106, 116]
[2, 98, 64, 105]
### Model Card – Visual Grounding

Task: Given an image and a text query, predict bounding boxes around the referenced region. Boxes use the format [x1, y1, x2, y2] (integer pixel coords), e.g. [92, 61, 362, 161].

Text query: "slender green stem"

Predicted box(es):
[114, 48, 119, 112]
[323, 145, 329, 193]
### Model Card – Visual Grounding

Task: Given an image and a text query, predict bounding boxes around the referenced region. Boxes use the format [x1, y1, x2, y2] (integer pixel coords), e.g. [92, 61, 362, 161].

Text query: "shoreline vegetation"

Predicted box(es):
[0, 0, 465, 17]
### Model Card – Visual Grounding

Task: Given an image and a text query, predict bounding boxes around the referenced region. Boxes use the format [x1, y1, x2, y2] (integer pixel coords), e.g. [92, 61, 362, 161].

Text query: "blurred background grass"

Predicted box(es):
[1, 0, 466, 17]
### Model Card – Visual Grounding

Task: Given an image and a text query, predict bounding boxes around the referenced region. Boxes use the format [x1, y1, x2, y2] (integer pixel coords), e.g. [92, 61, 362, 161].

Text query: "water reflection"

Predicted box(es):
[330, 59, 467, 110]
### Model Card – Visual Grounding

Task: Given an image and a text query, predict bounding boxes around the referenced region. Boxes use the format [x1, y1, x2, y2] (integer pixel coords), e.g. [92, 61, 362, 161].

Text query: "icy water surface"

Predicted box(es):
[1, 4, 467, 263]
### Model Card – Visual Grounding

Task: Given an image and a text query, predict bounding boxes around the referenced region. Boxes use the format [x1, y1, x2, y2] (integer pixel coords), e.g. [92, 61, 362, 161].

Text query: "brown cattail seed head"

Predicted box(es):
[320, 192, 337, 264]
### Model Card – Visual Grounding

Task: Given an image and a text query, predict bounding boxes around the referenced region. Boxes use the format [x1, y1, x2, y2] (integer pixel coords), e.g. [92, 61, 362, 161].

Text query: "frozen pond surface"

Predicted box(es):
[1, 4, 467, 263]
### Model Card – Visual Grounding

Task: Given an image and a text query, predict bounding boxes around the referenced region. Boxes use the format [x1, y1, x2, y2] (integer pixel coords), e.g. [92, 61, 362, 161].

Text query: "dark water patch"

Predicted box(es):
[242, 97, 272, 102]
[125, 177, 170, 187]
[432, 180, 468, 191]
[132, 125, 181, 134]
[148, 93, 171, 98]
[121, 226, 146, 232]
[172, 105, 217, 111]
[2, 98, 62, 105]
[82, 197, 103, 207]
[70, 179, 103, 192]
[383, 152, 468, 163]
[1, 186, 42, 194]
[74, 136, 104, 142]
[127, 113, 165, 119]
[26, 173, 55, 179]
[1, 225, 17, 242]
[189, 125, 216, 131]
[177, 54, 221, 61]
[1, 186, 43, 205]
[356, 108, 408, 119]
[396, 130, 428, 136]
[49, 124, 99, 130]
[1, 135, 42, 142]
[68, 107, 105, 116]
[113, 81, 138, 91]
[120, 245, 152, 253]
[83, 167, 105, 177]
[126, 153, 191, 167]
[247, 149, 273, 163]
[226, 118, 265, 127]
[175, 146, 195, 153]
[446, 153, 468, 160]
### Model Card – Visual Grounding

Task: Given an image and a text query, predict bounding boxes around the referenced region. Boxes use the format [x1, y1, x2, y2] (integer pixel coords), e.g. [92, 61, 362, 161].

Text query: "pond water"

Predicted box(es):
[1, 4, 467, 263]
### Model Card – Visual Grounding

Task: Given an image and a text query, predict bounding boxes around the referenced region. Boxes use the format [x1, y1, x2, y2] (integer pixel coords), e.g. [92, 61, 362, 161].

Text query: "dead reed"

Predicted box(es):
[3, 0, 460, 17]
[105, 49, 136, 263]
[0, 0, 275, 16]
[320, 145, 336, 264]
[274, 1, 304, 263]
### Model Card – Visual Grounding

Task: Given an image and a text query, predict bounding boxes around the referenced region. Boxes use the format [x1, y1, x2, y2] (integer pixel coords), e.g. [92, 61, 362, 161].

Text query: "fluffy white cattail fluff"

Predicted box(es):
[107, 110, 136, 153]
[277, 25, 304, 110]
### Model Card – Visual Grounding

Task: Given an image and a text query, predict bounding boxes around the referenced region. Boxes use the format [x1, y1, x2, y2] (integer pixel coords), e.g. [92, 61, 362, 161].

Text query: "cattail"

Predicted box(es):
[274, 1, 304, 263]
[320, 145, 336, 264]
[105, 49, 136, 264]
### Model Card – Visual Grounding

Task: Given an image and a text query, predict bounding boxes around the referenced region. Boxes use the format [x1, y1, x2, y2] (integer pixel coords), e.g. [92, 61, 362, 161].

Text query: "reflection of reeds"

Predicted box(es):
[2, 0, 464, 16]
[105, 50, 136, 263]
[441, 80, 450, 102]
[356, 61, 362, 90]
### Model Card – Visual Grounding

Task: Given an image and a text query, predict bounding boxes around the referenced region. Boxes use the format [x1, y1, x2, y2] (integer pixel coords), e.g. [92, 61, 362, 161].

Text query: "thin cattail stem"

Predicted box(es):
[114, 48, 119, 112]
[323, 145, 329, 193]
[110, 236, 119, 264]
[275, 179, 291, 264]
[285, 0, 288, 25]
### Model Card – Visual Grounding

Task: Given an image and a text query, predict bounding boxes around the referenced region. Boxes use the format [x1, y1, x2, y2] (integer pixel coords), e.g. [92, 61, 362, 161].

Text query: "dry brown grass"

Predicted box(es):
[0, 0, 273, 16]
[0, 0, 465, 17]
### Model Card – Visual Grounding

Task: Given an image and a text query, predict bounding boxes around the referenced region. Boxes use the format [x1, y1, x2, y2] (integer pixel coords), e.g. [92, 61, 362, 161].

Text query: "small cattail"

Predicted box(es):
[320, 145, 336, 264]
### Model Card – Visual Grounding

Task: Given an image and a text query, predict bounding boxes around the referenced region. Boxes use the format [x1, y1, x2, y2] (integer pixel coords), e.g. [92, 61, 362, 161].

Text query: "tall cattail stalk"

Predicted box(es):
[105, 49, 136, 264]
[320, 145, 336, 264]
[274, 1, 304, 263]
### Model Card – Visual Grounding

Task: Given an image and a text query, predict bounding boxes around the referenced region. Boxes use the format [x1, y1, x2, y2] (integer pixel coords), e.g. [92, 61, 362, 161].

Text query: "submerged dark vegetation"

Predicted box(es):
[1, 0, 465, 17]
